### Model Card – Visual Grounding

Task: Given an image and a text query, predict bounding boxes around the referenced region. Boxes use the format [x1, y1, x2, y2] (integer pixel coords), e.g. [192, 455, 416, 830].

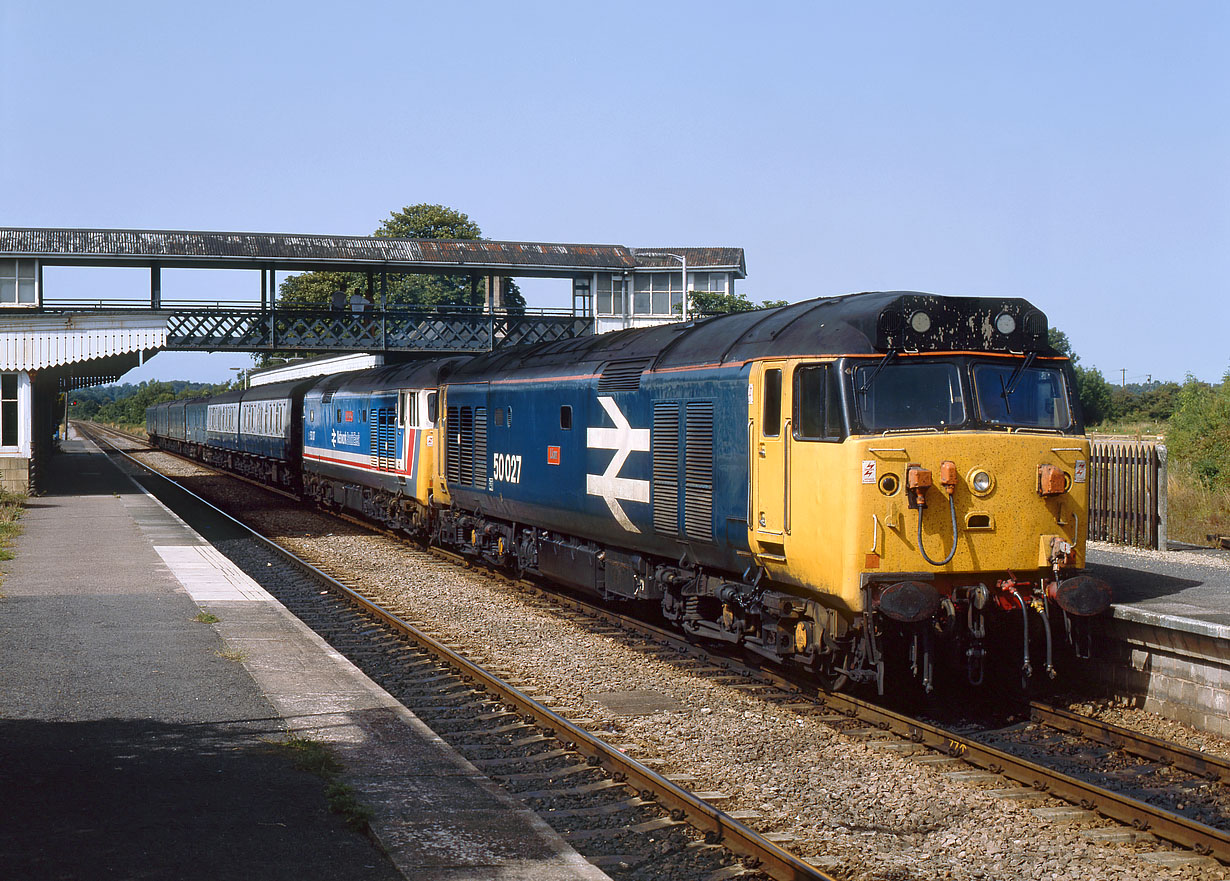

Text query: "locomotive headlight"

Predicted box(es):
[910, 310, 932, 333]
[995, 312, 1017, 335]
[968, 468, 994, 496]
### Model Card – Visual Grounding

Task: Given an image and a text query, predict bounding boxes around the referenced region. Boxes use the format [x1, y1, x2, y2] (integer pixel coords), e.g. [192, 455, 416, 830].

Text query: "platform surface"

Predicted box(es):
[1089, 541, 1230, 639]
[0, 429, 608, 881]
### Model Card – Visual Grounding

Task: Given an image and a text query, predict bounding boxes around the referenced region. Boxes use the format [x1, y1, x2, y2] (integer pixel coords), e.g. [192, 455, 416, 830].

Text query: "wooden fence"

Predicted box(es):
[1088, 440, 1167, 549]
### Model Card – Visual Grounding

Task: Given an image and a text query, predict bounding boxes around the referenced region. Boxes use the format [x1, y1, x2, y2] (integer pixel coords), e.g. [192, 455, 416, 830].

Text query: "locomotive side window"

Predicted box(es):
[427, 393, 438, 425]
[762, 369, 782, 437]
[560, 405, 572, 430]
[973, 363, 1071, 429]
[494, 408, 505, 427]
[854, 362, 966, 431]
[793, 364, 843, 441]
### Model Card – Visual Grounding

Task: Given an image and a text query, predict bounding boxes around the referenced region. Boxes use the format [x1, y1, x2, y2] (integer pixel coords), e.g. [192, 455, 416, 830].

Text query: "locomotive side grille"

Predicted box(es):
[373, 407, 396, 472]
[445, 406, 460, 483]
[598, 359, 652, 393]
[474, 407, 488, 487]
[684, 401, 714, 542]
[459, 407, 474, 486]
[652, 402, 680, 536]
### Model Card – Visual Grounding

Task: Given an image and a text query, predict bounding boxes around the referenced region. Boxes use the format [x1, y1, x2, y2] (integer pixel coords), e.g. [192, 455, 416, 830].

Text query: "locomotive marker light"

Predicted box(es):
[995, 312, 1017, 334]
[968, 468, 994, 495]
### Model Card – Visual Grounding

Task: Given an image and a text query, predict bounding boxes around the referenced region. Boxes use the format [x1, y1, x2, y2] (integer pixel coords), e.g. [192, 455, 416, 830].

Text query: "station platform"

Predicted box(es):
[0, 429, 609, 881]
[1088, 542, 1230, 639]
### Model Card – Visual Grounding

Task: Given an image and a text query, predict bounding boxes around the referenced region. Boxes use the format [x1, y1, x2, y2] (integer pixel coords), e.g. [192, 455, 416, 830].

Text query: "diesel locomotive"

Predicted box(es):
[147, 291, 1112, 695]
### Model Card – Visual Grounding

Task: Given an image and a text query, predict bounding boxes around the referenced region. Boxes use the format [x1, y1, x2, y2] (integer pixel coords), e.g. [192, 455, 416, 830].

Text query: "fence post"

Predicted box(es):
[1156, 444, 1168, 550]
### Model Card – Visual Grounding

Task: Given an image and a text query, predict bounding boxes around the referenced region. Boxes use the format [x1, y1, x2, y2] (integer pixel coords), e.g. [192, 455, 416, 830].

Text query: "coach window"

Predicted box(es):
[762, 368, 782, 437]
[793, 364, 843, 441]
[560, 405, 572, 430]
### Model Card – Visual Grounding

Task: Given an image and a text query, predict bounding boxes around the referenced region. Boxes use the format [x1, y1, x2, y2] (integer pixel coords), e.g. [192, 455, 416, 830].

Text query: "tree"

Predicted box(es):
[1168, 373, 1230, 488]
[688, 292, 788, 316]
[1048, 327, 1113, 426]
[277, 203, 524, 311]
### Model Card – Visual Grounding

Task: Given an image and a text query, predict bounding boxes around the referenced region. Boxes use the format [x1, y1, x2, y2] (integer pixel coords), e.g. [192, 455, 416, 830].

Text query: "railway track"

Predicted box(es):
[82, 422, 833, 881]
[86, 422, 1230, 872]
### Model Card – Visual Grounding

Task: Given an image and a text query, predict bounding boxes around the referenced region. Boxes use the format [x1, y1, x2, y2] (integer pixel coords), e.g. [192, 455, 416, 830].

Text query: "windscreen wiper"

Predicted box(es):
[999, 351, 1037, 414]
[858, 349, 896, 395]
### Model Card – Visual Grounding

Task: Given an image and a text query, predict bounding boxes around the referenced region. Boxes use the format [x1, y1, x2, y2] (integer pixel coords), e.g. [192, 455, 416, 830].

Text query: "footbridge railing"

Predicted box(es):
[56, 303, 596, 354]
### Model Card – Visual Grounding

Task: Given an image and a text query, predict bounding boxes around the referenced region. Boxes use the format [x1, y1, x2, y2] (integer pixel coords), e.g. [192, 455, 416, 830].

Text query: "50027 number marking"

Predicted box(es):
[493, 453, 522, 484]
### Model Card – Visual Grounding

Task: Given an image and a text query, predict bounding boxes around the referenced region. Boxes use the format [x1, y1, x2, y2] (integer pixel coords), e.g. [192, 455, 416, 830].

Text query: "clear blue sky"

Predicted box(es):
[1, 1, 1226, 385]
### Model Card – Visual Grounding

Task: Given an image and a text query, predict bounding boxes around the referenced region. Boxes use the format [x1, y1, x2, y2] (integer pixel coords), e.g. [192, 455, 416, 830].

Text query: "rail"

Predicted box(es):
[1088, 439, 1167, 549]
[85, 423, 835, 881]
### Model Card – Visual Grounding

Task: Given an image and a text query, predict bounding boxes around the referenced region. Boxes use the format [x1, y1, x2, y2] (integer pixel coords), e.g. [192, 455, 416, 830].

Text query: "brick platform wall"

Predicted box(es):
[1089, 617, 1230, 737]
[0, 457, 30, 493]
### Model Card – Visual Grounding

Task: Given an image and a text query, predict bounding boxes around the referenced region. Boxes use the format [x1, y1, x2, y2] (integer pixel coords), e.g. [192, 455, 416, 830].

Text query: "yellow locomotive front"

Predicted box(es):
[745, 298, 1110, 694]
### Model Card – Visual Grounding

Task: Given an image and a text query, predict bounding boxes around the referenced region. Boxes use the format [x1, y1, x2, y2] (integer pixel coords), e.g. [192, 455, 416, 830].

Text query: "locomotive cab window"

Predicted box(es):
[762, 368, 782, 437]
[973, 362, 1071, 429]
[793, 364, 844, 441]
[560, 405, 572, 430]
[426, 392, 438, 426]
[854, 361, 966, 432]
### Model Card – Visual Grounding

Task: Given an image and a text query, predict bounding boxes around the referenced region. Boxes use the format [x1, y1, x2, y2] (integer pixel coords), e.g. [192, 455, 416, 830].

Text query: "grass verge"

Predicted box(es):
[266, 735, 375, 832]
[0, 489, 27, 593]
[1167, 462, 1230, 544]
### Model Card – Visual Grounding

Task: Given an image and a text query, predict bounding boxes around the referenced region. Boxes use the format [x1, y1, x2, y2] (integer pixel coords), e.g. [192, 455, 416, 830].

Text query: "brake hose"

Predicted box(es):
[917, 493, 958, 566]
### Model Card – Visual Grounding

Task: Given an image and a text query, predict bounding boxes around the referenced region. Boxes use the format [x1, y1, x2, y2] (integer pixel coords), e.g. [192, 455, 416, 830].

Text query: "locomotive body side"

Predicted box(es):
[301, 359, 457, 534]
[437, 361, 752, 579]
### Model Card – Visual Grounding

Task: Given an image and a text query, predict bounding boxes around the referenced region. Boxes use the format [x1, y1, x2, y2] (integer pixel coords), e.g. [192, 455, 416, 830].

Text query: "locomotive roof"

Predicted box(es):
[448, 291, 1058, 382]
[304, 356, 472, 396]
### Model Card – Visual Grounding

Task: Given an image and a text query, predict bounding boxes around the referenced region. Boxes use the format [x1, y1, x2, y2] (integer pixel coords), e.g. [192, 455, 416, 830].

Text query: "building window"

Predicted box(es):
[0, 260, 37, 306]
[0, 373, 16, 446]
[572, 277, 593, 317]
[689, 272, 727, 295]
[596, 274, 625, 316]
[632, 272, 681, 316]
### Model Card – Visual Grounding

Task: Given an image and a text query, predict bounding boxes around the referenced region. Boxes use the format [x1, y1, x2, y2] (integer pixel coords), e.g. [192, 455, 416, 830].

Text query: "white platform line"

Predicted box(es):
[154, 545, 274, 602]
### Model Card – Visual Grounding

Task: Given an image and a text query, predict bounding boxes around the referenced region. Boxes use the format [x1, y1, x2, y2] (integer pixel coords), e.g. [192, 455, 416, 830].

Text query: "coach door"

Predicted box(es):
[751, 361, 789, 548]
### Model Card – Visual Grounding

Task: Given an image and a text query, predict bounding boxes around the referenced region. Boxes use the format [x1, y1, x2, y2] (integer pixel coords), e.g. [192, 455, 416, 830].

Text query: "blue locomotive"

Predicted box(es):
[147, 291, 1112, 694]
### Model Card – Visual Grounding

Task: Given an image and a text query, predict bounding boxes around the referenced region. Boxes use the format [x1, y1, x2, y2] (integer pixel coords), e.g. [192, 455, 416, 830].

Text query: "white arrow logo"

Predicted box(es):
[586, 396, 650, 532]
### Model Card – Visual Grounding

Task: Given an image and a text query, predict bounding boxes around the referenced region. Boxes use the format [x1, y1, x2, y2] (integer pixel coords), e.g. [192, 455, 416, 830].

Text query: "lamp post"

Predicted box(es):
[636, 252, 689, 323]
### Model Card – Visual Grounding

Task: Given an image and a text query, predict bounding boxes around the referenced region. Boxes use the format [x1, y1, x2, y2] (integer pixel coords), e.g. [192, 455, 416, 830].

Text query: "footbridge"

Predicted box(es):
[0, 227, 746, 490]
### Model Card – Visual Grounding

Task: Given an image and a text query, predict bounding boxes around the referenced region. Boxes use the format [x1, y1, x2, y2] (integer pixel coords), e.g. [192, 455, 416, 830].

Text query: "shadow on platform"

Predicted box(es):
[0, 717, 401, 881]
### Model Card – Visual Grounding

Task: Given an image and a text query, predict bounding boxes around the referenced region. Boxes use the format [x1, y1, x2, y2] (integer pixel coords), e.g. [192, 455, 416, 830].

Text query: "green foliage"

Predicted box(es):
[70, 381, 230, 428]
[275, 203, 524, 312]
[1074, 366, 1114, 425]
[1048, 327, 1129, 427]
[1167, 373, 1230, 489]
[690, 292, 788, 315]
